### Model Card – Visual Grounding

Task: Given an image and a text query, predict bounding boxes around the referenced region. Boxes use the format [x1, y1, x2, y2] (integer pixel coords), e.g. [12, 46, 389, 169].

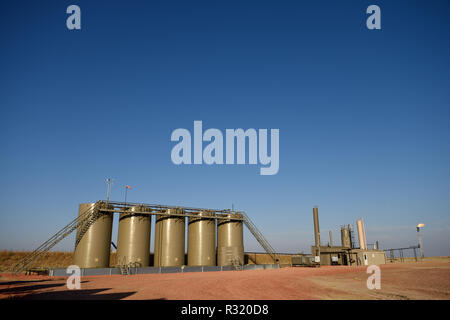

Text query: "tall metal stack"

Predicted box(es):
[356, 218, 367, 250]
[217, 213, 244, 266]
[361, 219, 367, 249]
[188, 210, 216, 266]
[154, 208, 186, 267]
[116, 205, 152, 267]
[74, 202, 113, 268]
[313, 207, 320, 259]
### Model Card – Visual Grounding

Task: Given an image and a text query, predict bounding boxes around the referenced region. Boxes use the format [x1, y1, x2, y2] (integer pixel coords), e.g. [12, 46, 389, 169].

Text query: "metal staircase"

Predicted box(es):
[119, 264, 130, 275]
[11, 202, 101, 274]
[231, 258, 243, 270]
[241, 212, 279, 264]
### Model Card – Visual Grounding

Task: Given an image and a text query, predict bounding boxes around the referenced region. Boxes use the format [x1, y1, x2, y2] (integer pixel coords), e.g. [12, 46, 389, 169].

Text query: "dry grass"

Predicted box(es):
[2, 250, 446, 272]
[386, 256, 450, 264]
[246, 253, 293, 265]
[0, 251, 117, 272]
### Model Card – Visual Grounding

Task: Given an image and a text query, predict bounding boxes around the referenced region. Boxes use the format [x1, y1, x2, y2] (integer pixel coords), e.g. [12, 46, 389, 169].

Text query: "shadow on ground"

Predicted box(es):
[0, 280, 89, 295]
[0, 279, 53, 286]
[14, 288, 137, 300]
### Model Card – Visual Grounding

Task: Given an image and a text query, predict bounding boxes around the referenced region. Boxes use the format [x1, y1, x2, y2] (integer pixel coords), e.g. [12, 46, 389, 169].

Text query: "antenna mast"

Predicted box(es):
[106, 178, 114, 203]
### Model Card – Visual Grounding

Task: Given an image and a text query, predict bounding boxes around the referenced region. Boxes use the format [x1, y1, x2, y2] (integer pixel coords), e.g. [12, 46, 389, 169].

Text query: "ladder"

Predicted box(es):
[241, 212, 279, 264]
[11, 202, 102, 274]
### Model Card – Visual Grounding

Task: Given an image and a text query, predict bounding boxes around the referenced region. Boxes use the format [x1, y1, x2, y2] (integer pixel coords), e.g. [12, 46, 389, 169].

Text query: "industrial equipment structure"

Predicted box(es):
[307, 207, 386, 266]
[74, 202, 247, 269]
[13, 199, 391, 275]
[384, 245, 422, 262]
[12, 200, 278, 274]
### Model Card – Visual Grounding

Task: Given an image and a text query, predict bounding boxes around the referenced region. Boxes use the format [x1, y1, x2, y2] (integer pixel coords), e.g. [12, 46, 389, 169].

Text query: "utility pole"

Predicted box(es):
[125, 185, 131, 205]
[106, 178, 114, 203]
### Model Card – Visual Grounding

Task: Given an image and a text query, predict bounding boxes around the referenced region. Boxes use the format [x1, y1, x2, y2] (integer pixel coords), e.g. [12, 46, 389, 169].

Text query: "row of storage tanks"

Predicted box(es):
[73, 203, 244, 269]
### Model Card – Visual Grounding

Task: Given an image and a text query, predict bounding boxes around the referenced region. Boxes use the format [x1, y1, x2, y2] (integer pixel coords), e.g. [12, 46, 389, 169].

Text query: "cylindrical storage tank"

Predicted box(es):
[154, 208, 185, 267]
[74, 202, 113, 268]
[188, 210, 216, 266]
[341, 227, 351, 248]
[116, 205, 152, 267]
[217, 213, 244, 266]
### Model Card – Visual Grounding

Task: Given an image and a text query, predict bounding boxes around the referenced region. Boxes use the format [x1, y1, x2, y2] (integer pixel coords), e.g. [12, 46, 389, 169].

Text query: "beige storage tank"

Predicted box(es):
[74, 202, 113, 268]
[217, 213, 244, 266]
[154, 208, 185, 267]
[341, 226, 351, 248]
[188, 210, 216, 266]
[116, 205, 152, 267]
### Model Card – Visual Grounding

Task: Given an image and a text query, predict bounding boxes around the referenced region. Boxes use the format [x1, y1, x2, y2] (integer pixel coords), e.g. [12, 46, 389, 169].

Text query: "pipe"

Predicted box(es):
[348, 224, 354, 248]
[329, 230, 333, 246]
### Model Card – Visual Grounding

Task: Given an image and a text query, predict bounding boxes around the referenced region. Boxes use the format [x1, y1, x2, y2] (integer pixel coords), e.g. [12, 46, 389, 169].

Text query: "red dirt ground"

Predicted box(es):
[1, 258, 449, 300]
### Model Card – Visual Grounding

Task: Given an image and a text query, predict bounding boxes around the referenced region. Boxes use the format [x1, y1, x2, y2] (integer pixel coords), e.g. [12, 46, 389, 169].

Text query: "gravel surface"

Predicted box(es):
[1, 258, 449, 300]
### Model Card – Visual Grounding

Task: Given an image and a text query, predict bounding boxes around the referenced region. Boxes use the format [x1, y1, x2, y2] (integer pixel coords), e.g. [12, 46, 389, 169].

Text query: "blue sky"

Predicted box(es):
[1, 0, 449, 256]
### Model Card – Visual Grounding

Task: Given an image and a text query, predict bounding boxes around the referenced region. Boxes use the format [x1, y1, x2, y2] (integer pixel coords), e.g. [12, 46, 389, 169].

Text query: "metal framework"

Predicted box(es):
[384, 245, 421, 263]
[12, 200, 279, 274]
[96, 200, 244, 220]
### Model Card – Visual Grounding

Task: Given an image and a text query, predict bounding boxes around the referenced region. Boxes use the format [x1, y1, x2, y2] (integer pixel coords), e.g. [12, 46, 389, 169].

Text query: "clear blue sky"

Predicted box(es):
[1, 0, 449, 256]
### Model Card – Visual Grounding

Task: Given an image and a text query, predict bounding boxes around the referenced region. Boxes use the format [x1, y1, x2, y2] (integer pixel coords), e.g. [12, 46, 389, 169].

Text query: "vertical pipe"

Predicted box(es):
[329, 230, 333, 247]
[313, 207, 320, 259]
[348, 224, 354, 248]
